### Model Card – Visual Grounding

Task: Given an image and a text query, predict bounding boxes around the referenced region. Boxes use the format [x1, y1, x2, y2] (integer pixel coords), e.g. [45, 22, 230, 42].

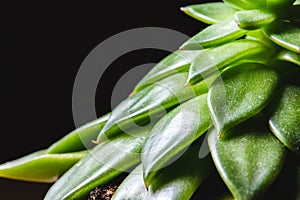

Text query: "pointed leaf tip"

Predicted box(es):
[180, 19, 247, 49]
[234, 9, 276, 30]
[142, 95, 211, 186]
[182, 3, 237, 24]
[180, 7, 186, 12]
[0, 150, 87, 183]
[187, 39, 271, 85]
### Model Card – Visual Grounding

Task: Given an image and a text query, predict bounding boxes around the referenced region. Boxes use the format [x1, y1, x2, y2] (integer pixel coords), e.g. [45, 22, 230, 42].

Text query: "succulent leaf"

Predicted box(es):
[208, 62, 279, 135]
[142, 94, 211, 185]
[180, 19, 247, 50]
[111, 165, 147, 200]
[97, 73, 208, 141]
[188, 39, 271, 85]
[263, 21, 300, 53]
[134, 50, 203, 93]
[277, 49, 300, 66]
[47, 113, 110, 153]
[44, 125, 154, 200]
[234, 9, 276, 30]
[1, 1, 300, 199]
[208, 118, 287, 200]
[0, 150, 87, 183]
[147, 144, 212, 200]
[223, 0, 266, 10]
[268, 84, 300, 155]
[113, 143, 213, 200]
[181, 2, 237, 24]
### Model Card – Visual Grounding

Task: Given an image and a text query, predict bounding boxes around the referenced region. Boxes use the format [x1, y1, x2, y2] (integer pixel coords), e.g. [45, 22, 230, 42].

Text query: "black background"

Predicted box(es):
[1, 1, 210, 199]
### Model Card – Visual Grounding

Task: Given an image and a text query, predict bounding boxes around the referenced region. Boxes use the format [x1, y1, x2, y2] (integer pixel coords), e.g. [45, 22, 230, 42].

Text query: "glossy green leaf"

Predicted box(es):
[208, 118, 287, 200]
[147, 143, 212, 199]
[111, 165, 147, 200]
[180, 19, 247, 50]
[224, 0, 266, 10]
[224, 0, 294, 11]
[181, 2, 237, 24]
[0, 150, 87, 183]
[264, 21, 300, 53]
[188, 39, 271, 85]
[277, 49, 300, 66]
[47, 113, 110, 153]
[142, 94, 211, 185]
[234, 9, 276, 30]
[208, 62, 279, 135]
[133, 50, 202, 93]
[97, 72, 209, 141]
[113, 144, 213, 200]
[268, 84, 300, 155]
[44, 125, 154, 200]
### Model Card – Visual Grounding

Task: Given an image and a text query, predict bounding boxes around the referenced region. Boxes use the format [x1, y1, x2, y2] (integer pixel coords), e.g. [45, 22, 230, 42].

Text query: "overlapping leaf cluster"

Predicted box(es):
[0, 0, 299, 199]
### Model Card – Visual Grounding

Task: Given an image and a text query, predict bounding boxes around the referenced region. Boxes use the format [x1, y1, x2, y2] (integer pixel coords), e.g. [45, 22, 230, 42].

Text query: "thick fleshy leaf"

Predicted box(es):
[224, 0, 266, 10]
[44, 125, 154, 200]
[180, 19, 247, 50]
[97, 73, 208, 141]
[234, 9, 276, 30]
[277, 49, 300, 67]
[142, 94, 211, 185]
[268, 84, 300, 155]
[188, 40, 271, 85]
[0, 150, 87, 183]
[225, 0, 294, 11]
[111, 165, 147, 200]
[208, 62, 279, 135]
[147, 144, 212, 199]
[133, 50, 202, 93]
[295, 0, 300, 5]
[181, 2, 237, 24]
[208, 118, 287, 200]
[113, 144, 213, 200]
[264, 21, 300, 53]
[47, 113, 110, 153]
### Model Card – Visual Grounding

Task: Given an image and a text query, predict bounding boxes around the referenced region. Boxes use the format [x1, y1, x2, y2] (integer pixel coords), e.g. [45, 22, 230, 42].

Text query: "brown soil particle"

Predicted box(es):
[88, 185, 118, 200]
[87, 172, 129, 200]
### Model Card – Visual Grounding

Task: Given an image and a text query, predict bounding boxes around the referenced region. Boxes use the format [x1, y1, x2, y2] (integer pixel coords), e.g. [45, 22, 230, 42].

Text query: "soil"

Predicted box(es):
[88, 185, 118, 200]
[86, 173, 128, 200]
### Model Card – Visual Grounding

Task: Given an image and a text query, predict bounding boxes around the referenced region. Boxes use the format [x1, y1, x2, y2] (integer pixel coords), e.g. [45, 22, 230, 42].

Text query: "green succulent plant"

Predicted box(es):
[1, 0, 299, 199]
